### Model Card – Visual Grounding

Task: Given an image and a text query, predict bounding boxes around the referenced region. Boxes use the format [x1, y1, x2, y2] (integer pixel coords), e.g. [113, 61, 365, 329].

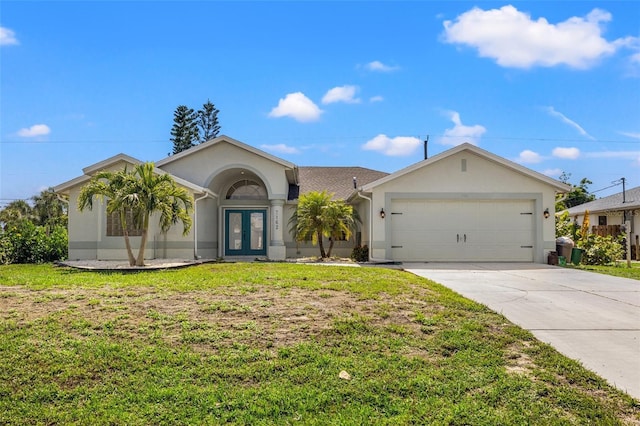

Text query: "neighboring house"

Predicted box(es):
[55, 135, 569, 263]
[564, 186, 640, 239]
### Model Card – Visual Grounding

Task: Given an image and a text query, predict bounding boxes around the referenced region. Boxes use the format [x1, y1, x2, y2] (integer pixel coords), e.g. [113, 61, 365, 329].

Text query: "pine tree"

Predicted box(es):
[197, 99, 221, 143]
[170, 105, 199, 154]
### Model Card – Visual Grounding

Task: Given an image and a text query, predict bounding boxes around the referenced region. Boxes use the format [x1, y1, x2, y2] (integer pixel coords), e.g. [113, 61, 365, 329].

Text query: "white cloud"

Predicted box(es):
[442, 6, 634, 69]
[365, 61, 400, 72]
[516, 150, 543, 164]
[362, 134, 421, 156]
[544, 106, 594, 139]
[0, 27, 19, 46]
[260, 143, 300, 155]
[17, 124, 50, 138]
[619, 131, 640, 139]
[369, 95, 384, 103]
[439, 110, 486, 146]
[552, 147, 581, 159]
[268, 92, 323, 122]
[542, 168, 563, 178]
[321, 85, 360, 105]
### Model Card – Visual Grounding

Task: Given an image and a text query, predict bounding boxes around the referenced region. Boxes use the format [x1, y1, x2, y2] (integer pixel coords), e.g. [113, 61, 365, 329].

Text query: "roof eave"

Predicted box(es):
[362, 143, 571, 192]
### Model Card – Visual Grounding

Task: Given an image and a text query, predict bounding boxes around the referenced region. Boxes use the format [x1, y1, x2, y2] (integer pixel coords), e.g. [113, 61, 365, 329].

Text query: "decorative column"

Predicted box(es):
[269, 199, 286, 260]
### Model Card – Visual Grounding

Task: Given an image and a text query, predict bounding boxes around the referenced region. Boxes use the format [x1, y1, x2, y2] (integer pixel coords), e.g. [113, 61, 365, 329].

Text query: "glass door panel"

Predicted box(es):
[250, 212, 264, 250]
[229, 212, 243, 251]
[225, 210, 266, 256]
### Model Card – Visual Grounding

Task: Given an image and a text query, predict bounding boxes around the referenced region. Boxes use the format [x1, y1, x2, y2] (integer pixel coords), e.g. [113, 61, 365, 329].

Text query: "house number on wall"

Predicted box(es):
[274, 209, 279, 231]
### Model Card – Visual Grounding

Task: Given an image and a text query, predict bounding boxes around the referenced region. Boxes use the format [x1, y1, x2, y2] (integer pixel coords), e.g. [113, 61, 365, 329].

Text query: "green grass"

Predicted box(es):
[0, 263, 638, 425]
[571, 261, 640, 280]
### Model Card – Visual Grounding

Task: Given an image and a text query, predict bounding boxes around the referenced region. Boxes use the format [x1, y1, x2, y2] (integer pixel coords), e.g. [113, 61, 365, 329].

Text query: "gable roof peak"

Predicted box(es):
[156, 135, 296, 170]
[362, 143, 570, 192]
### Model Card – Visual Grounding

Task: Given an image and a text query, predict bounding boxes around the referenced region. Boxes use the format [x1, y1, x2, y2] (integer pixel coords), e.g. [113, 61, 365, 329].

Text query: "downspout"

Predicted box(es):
[193, 190, 218, 260]
[355, 191, 392, 263]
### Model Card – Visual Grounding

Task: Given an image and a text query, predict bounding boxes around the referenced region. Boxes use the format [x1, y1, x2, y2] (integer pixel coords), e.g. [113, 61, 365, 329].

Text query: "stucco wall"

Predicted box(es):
[159, 142, 290, 199]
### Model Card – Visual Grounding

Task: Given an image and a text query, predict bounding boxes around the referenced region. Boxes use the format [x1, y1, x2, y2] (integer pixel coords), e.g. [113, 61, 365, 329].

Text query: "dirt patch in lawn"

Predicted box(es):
[0, 284, 435, 352]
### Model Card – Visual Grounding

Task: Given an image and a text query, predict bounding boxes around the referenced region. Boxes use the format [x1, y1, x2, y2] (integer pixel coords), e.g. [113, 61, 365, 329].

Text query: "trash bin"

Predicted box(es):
[556, 237, 574, 261]
[558, 256, 567, 266]
[571, 248, 584, 265]
[547, 251, 558, 265]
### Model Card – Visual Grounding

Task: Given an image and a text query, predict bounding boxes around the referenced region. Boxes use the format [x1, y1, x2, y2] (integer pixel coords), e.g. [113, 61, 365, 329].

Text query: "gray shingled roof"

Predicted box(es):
[296, 167, 389, 200]
[565, 186, 640, 215]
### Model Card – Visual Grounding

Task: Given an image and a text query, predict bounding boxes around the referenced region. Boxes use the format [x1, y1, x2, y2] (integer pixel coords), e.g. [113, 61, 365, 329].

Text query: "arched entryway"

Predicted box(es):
[224, 179, 268, 256]
[206, 167, 276, 258]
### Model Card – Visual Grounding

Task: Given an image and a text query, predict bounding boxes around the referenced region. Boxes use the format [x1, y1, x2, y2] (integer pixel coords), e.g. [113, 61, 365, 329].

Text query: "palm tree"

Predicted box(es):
[324, 200, 359, 258]
[290, 191, 360, 259]
[0, 200, 34, 230]
[78, 162, 193, 266]
[32, 187, 68, 231]
[291, 190, 333, 258]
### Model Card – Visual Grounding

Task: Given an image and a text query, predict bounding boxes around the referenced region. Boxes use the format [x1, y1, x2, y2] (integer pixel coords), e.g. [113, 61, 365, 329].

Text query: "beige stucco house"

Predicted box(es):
[55, 135, 569, 263]
[565, 186, 639, 241]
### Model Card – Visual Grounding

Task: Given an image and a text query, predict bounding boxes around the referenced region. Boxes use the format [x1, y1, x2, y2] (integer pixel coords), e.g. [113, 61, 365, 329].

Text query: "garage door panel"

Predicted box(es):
[390, 199, 534, 262]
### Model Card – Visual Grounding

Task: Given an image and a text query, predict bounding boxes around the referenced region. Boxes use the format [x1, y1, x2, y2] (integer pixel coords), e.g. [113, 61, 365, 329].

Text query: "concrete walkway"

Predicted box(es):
[404, 263, 640, 400]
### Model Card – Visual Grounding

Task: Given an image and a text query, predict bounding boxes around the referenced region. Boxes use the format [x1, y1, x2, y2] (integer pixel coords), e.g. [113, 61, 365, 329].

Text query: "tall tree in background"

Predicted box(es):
[197, 99, 221, 143]
[0, 189, 67, 231]
[0, 200, 33, 230]
[170, 105, 199, 154]
[32, 187, 68, 230]
[556, 172, 596, 210]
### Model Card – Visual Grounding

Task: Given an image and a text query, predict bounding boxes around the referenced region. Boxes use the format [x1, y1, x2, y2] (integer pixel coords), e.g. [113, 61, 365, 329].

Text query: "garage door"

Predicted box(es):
[390, 199, 535, 262]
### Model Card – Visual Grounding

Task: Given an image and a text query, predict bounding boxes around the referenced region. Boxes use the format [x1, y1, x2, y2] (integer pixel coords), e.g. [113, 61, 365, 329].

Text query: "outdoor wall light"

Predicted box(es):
[380, 208, 386, 219]
[543, 208, 550, 219]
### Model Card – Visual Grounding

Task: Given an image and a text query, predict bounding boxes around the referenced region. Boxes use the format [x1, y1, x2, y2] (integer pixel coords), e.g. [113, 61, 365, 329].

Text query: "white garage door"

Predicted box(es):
[390, 199, 535, 262]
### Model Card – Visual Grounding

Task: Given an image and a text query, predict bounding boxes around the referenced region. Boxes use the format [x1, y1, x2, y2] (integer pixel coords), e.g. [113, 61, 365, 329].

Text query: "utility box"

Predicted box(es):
[556, 237, 575, 261]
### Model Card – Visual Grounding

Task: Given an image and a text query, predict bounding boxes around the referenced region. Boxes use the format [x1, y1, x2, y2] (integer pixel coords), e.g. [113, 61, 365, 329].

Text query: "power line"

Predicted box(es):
[1, 135, 639, 145]
[591, 181, 623, 194]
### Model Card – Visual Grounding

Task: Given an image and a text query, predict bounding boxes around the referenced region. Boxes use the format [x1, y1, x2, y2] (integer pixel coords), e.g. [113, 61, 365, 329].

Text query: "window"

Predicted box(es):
[106, 210, 143, 237]
[598, 216, 607, 226]
[330, 231, 349, 242]
[226, 180, 267, 200]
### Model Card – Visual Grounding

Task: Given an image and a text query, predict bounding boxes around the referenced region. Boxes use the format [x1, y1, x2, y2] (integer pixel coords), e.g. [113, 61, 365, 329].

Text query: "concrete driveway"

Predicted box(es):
[403, 263, 640, 400]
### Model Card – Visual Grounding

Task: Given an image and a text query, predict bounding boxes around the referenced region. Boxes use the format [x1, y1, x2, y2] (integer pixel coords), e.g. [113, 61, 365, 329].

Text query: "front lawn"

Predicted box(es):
[1, 263, 638, 425]
[572, 261, 640, 280]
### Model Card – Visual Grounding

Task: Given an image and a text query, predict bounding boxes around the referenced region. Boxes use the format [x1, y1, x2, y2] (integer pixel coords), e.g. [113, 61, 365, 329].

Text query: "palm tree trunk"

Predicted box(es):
[135, 214, 150, 266]
[120, 211, 136, 266]
[327, 238, 334, 258]
[317, 230, 326, 258]
[135, 229, 148, 266]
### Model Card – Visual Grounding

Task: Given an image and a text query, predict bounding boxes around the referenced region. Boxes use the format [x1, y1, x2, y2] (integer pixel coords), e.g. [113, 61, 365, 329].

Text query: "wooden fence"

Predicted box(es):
[591, 225, 620, 237]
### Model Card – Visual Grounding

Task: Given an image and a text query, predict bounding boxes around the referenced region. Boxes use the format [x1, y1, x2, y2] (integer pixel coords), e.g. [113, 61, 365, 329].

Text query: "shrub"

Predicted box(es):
[577, 233, 623, 266]
[0, 222, 68, 264]
[555, 211, 579, 240]
[351, 245, 369, 262]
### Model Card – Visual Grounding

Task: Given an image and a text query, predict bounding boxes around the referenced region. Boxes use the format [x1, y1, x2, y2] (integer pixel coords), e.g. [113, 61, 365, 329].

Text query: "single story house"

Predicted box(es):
[54, 135, 569, 263]
[564, 186, 639, 239]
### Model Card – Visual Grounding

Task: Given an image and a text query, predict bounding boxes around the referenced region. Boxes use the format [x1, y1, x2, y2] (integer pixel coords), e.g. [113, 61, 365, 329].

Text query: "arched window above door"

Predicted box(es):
[226, 180, 267, 200]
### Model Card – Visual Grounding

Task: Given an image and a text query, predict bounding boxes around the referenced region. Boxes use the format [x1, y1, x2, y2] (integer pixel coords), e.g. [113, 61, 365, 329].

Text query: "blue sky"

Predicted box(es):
[1, 1, 639, 205]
